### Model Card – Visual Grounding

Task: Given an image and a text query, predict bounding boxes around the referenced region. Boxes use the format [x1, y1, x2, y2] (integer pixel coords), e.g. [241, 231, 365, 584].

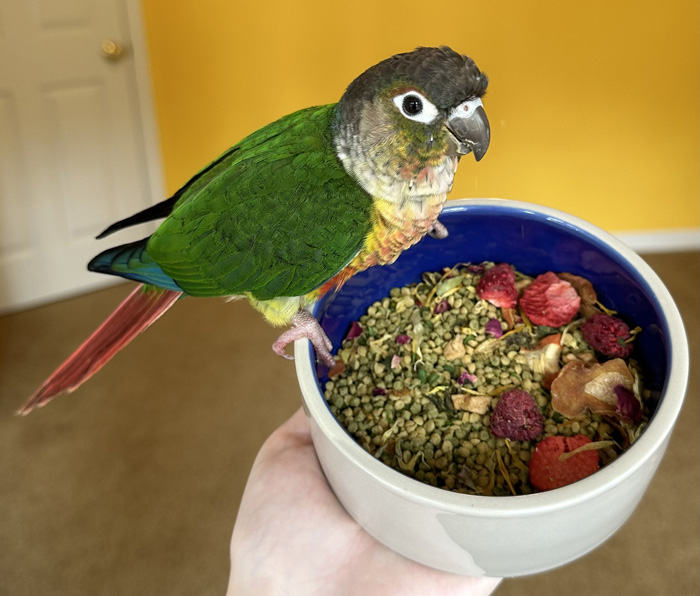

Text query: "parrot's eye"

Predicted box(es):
[403, 95, 423, 115]
[393, 91, 439, 124]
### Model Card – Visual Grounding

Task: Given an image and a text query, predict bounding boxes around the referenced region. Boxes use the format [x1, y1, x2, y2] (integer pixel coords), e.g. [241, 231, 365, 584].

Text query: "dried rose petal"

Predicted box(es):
[614, 384, 643, 422]
[485, 318, 504, 338]
[345, 321, 363, 340]
[433, 300, 451, 314]
[390, 355, 402, 370]
[458, 371, 478, 385]
[519, 272, 581, 327]
[476, 263, 518, 309]
[490, 389, 544, 441]
[395, 334, 412, 344]
[372, 387, 387, 396]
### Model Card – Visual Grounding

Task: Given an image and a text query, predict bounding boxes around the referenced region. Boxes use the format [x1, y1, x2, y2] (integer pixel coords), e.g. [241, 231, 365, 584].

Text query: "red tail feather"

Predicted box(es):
[18, 284, 182, 415]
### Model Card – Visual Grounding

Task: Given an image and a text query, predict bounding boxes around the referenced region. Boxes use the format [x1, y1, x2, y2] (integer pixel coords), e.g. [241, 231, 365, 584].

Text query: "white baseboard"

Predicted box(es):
[612, 228, 700, 254]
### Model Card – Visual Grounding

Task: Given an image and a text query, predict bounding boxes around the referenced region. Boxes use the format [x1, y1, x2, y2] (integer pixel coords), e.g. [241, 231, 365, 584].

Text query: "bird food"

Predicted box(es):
[323, 262, 653, 495]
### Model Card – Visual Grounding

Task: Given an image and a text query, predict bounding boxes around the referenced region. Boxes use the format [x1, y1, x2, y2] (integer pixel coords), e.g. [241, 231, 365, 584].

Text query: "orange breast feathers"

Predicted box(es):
[315, 196, 445, 297]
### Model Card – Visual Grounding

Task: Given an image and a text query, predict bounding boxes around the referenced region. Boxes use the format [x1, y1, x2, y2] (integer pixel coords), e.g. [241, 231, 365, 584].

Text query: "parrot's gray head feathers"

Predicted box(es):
[339, 46, 488, 113]
[333, 46, 490, 203]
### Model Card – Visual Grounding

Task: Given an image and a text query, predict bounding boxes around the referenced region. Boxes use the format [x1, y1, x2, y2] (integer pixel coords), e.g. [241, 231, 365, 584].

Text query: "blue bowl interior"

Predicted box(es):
[313, 203, 668, 401]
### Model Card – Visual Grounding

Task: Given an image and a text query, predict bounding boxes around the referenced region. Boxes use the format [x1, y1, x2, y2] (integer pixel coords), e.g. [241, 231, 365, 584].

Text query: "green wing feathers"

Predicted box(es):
[147, 104, 373, 299]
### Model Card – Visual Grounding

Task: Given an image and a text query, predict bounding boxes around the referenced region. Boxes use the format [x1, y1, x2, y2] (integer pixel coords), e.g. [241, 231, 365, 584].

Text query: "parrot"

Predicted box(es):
[18, 45, 490, 415]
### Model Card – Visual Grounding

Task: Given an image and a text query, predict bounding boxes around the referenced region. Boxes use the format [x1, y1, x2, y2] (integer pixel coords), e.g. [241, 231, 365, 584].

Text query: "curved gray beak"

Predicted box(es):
[446, 104, 490, 161]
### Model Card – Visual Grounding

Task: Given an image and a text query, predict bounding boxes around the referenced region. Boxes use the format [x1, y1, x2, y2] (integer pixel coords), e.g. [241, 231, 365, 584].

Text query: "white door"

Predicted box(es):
[0, 0, 162, 313]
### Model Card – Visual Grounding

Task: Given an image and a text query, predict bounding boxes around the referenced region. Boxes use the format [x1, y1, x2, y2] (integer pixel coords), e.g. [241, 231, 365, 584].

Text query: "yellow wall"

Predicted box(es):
[141, 0, 699, 233]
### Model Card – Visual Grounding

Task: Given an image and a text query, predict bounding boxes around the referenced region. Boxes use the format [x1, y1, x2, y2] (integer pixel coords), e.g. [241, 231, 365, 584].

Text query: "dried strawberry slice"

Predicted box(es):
[476, 263, 518, 309]
[529, 435, 600, 491]
[519, 272, 580, 327]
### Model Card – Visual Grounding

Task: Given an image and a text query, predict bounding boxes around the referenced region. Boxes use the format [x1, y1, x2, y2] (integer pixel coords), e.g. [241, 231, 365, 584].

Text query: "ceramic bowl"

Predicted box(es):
[294, 198, 688, 577]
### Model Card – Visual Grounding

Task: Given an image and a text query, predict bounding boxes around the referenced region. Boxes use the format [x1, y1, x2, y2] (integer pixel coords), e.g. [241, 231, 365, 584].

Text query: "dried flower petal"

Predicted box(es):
[459, 371, 478, 385]
[372, 387, 387, 396]
[614, 384, 643, 422]
[390, 355, 402, 370]
[345, 321, 363, 340]
[436, 275, 464, 296]
[485, 318, 504, 338]
[433, 299, 451, 314]
[395, 334, 412, 344]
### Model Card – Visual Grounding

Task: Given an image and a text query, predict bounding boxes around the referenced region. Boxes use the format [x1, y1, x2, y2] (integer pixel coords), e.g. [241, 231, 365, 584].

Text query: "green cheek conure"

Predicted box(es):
[19, 45, 490, 415]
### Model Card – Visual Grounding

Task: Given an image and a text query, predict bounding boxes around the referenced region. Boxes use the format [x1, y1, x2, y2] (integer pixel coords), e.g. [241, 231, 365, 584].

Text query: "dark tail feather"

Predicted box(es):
[18, 284, 182, 415]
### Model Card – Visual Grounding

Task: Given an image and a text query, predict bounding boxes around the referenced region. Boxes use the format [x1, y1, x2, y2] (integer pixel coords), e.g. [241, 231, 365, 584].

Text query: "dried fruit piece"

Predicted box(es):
[490, 389, 544, 441]
[451, 393, 492, 414]
[581, 314, 633, 358]
[557, 272, 598, 317]
[476, 263, 518, 308]
[529, 435, 600, 491]
[521, 334, 562, 390]
[519, 272, 581, 327]
[443, 335, 466, 360]
[550, 358, 634, 418]
[328, 358, 345, 378]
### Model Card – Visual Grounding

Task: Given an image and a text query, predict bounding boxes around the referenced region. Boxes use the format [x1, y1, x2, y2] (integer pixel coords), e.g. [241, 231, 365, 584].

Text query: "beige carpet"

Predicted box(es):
[0, 252, 697, 595]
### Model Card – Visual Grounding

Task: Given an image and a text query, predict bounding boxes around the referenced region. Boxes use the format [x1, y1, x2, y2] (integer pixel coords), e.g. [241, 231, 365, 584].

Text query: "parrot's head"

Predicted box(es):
[334, 46, 489, 201]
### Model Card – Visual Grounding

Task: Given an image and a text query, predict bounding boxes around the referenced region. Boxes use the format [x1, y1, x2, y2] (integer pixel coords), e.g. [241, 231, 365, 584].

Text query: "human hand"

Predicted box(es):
[227, 408, 502, 596]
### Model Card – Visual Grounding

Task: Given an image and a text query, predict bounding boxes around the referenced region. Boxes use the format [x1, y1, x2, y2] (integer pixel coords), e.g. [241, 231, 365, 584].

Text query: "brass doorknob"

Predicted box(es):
[101, 40, 124, 60]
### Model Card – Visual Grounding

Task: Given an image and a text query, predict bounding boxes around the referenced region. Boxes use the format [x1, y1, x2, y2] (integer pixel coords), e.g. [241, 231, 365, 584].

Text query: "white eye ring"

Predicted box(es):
[392, 91, 440, 124]
[449, 97, 484, 120]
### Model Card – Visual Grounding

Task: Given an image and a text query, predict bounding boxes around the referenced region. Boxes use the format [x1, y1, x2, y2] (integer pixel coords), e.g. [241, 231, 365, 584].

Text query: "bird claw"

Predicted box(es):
[427, 220, 449, 239]
[272, 310, 335, 367]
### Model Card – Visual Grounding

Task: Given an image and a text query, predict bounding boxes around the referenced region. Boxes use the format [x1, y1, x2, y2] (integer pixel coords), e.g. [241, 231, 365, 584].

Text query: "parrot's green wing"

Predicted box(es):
[146, 104, 374, 300]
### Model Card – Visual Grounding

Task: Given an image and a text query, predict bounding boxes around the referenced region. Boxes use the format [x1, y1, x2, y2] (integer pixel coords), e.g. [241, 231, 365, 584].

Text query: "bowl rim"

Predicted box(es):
[295, 197, 689, 516]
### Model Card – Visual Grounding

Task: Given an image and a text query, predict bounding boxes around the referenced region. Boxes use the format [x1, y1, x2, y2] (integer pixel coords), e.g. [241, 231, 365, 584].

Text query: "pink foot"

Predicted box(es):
[428, 220, 449, 239]
[272, 310, 335, 367]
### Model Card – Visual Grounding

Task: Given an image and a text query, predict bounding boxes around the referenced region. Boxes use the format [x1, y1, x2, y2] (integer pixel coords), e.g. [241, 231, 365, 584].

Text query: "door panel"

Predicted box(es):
[0, 0, 159, 312]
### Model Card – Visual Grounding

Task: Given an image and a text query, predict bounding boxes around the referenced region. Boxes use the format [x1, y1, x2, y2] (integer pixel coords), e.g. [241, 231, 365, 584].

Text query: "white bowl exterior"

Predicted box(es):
[300, 392, 671, 576]
[294, 198, 689, 577]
